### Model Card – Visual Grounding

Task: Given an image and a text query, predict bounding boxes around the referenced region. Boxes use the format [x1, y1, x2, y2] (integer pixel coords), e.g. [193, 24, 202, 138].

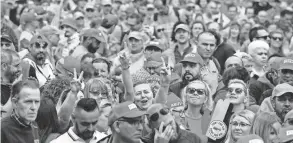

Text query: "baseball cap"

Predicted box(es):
[145, 41, 163, 51]
[128, 31, 142, 40]
[175, 24, 190, 32]
[74, 11, 85, 20]
[279, 126, 293, 143]
[236, 134, 264, 143]
[29, 33, 49, 45]
[147, 4, 155, 9]
[85, 3, 95, 10]
[272, 83, 293, 98]
[1, 34, 12, 42]
[180, 53, 204, 65]
[101, 14, 118, 28]
[81, 28, 106, 43]
[279, 58, 293, 71]
[102, 0, 112, 6]
[61, 18, 78, 31]
[19, 12, 38, 25]
[166, 93, 183, 108]
[108, 101, 146, 125]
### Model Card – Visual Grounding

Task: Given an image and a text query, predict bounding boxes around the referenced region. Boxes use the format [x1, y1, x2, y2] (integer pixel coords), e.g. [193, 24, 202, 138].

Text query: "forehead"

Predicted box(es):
[228, 83, 245, 89]
[188, 82, 205, 89]
[226, 57, 242, 64]
[134, 83, 151, 91]
[233, 115, 249, 123]
[272, 32, 282, 37]
[18, 87, 40, 100]
[198, 33, 216, 43]
[93, 62, 108, 69]
[89, 82, 107, 91]
[193, 23, 203, 27]
[255, 48, 268, 53]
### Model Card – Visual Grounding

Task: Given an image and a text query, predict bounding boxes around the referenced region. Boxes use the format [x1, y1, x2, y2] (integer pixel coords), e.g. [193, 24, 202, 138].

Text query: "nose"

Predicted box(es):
[150, 69, 155, 75]
[206, 45, 211, 51]
[88, 124, 94, 131]
[31, 102, 37, 110]
[137, 122, 143, 131]
[235, 124, 241, 130]
[284, 100, 290, 106]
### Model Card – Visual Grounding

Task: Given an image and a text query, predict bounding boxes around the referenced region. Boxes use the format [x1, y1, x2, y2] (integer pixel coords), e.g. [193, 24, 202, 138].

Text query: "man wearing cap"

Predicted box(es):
[163, 23, 196, 64]
[51, 98, 108, 143]
[59, 18, 80, 57]
[84, 3, 96, 29]
[1, 34, 16, 51]
[259, 83, 293, 123]
[74, 11, 85, 29]
[101, 0, 113, 17]
[97, 101, 146, 143]
[71, 28, 106, 61]
[23, 34, 55, 87]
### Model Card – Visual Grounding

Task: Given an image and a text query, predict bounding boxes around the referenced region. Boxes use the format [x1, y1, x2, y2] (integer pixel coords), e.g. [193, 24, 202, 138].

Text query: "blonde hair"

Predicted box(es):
[225, 110, 256, 143]
[84, 78, 114, 103]
[182, 80, 214, 112]
[227, 79, 250, 106]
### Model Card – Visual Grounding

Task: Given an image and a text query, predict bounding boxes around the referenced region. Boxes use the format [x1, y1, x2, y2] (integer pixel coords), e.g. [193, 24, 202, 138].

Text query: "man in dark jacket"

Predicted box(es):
[142, 103, 203, 143]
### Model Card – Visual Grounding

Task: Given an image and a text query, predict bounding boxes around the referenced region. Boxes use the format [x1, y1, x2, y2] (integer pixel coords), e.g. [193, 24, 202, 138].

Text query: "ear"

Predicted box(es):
[11, 97, 18, 109]
[1, 63, 8, 71]
[113, 121, 121, 133]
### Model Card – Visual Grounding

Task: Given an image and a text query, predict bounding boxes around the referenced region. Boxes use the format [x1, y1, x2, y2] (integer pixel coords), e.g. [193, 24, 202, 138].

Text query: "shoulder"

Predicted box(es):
[179, 129, 203, 142]
[1, 117, 14, 129]
[50, 132, 72, 143]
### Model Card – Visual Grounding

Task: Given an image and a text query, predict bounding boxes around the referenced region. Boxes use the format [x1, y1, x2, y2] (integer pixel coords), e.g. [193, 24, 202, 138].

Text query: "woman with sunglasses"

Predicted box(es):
[179, 80, 214, 142]
[226, 79, 249, 113]
[269, 30, 290, 57]
[224, 110, 256, 143]
[252, 112, 281, 143]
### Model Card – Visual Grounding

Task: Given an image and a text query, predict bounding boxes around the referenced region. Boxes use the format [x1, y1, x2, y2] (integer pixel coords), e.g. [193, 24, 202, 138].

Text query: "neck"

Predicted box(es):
[254, 64, 264, 72]
[203, 58, 210, 65]
[177, 42, 189, 54]
[186, 104, 202, 118]
[230, 36, 238, 42]
[112, 134, 135, 143]
[232, 103, 245, 113]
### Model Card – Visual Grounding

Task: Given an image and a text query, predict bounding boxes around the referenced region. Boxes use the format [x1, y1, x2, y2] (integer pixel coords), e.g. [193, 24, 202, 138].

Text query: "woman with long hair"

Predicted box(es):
[224, 110, 256, 143]
[252, 112, 281, 143]
[190, 21, 206, 45]
[227, 22, 242, 52]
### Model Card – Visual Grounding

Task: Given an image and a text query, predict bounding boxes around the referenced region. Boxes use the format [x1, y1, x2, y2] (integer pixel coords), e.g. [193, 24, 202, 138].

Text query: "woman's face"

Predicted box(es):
[186, 82, 207, 106]
[253, 48, 268, 67]
[230, 25, 240, 38]
[88, 83, 109, 104]
[192, 23, 204, 38]
[226, 83, 246, 105]
[268, 122, 281, 143]
[156, 27, 165, 38]
[134, 83, 153, 110]
[93, 62, 109, 78]
[231, 115, 252, 141]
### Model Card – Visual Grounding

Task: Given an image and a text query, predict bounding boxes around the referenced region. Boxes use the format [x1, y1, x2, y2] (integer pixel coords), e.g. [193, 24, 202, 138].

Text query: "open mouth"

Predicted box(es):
[141, 99, 148, 104]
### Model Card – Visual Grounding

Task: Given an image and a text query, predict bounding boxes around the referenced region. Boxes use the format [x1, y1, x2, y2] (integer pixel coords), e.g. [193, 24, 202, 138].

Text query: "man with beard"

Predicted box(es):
[51, 98, 107, 143]
[23, 33, 55, 87]
[142, 103, 203, 143]
[71, 28, 106, 62]
[169, 53, 204, 99]
[1, 49, 22, 118]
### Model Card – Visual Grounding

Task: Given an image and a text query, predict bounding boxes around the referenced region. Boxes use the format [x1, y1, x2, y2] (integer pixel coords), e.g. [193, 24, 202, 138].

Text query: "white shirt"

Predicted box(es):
[50, 127, 107, 143]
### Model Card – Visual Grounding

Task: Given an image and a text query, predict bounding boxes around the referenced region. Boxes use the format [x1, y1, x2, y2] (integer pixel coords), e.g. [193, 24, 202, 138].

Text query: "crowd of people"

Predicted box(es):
[1, 0, 293, 143]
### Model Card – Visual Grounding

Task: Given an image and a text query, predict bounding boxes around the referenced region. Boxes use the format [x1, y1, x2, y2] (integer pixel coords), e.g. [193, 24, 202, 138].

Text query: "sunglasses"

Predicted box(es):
[157, 28, 165, 32]
[149, 108, 170, 122]
[34, 42, 48, 49]
[271, 37, 283, 41]
[281, 69, 293, 75]
[286, 118, 293, 125]
[230, 121, 251, 127]
[186, 88, 206, 95]
[86, 8, 94, 12]
[256, 35, 270, 40]
[228, 88, 243, 94]
[1, 42, 11, 47]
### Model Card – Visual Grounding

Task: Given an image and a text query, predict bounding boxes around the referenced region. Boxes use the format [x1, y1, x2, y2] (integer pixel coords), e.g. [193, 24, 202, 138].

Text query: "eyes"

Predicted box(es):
[135, 90, 151, 96]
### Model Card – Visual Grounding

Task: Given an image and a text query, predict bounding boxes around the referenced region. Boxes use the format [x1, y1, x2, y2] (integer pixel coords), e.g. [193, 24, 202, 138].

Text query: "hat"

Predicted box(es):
[108, 101, 145, 125]
[85, 3, 95, 10]
[1, 34, 12, 42]
[19, 12, 37, 25]
[175, 24, 190, 32]
[285, 110, 293, 122]
[272, 83, 293, 98]
[81, 28, 106, 43]
[61, 18, 78, 31]
[145, 41, 163, 51]
[147, 4, 155, 9]
[101, 14, 119, 28]
[74, 11, 85, 20]
[40, 26, 62, 38]
[102, 0, 112, 6]
[128, 31, 143, 40]
[279, 58, 293, 71]
[166, 93, 183, 108]
[29, 33, 49, 45]
[279, 126, 293, 143]
[236, 134, 264, 143]
[180, 53, 204, 65]
[145, 52, 166, 68]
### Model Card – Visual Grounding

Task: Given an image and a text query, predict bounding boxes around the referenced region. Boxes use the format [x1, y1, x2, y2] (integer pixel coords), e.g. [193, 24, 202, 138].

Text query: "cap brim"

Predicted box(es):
[175, 27, 189, 32]
[280, 66, 293, 71]
[128, 36, 141, 40]
[180, 59, 196, 64]
[145, 61, 162, 68]
[123, 110, 146, 118]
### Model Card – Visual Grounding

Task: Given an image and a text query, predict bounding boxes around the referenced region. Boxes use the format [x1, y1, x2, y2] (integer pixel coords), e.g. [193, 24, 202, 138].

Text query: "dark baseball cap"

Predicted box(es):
[180, 53, 204, 65]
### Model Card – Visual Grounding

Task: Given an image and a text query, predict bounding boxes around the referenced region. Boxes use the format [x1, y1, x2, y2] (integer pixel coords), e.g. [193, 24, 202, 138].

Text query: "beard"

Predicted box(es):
[182, 72, 200, 86]
[75, 123, 95, 140]
[87, 43, 99, 53]
[35, 52, 46, 65]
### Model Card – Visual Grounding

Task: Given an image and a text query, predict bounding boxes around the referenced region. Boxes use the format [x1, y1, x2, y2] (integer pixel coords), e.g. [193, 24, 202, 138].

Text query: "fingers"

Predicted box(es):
[159, 122, 164, 133]
[78, 71, 84, 81]
[73, 68, 77, 79]
[161, 57, 166, 67]
[163, 125, 173, 139]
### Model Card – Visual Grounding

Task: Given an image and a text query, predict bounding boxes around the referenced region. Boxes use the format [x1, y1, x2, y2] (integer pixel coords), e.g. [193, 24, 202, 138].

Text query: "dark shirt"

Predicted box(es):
[174, 44, 194, 64]
[1, 84, 11, 105]
[253, 2, 273, 15]
[213, 42, 235, 74]
[141, 124, 203, 143]
[1, 116, 36, 143]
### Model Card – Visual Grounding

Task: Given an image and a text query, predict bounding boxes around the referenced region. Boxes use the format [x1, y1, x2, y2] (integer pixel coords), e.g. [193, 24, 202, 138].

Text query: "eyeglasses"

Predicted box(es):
[86, 8, 94, 12]
[1, 42, 11, 47]
[271, 36, 283, 41]
[186, 88, 206, 95]
[34, 42, 48, 49]
[228, 88, 243, 94]
[89, 90, 108, 100]
[149, 108, 170, 122]
[157, 28, 165, 32]
[256, 35, 270, 40]
[230, 121, 251, 127]
[285, 118, 293, 125]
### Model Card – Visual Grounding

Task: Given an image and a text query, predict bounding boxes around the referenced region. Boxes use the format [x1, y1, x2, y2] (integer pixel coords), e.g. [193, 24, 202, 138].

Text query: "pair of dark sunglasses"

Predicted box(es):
[228, 88, 243, 94]
[1, 42, 11, 47]
[149, 108, 170, 122]
[186, 88, 206, 95]
[34, 42, 48, 49]
[281, 69, 293, 75]
[256, 35, 270, 40]
[157, 28, 165, 32]
[271, 36, 283, 41]
[86, 8, 94, 12]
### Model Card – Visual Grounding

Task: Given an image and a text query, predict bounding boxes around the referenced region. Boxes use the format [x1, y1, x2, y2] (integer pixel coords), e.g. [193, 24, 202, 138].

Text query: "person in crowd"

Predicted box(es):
[96, 101, 112, 135]
[144, 41, 163, 61]
[51, 98, 107, 143]
[23, 33, 55, 87]
[74, 11, 85, 30]
[278, 126, 293, 143]
[241, 26, 270, 53]
[224, 110, 256, 143]
[153, 25, 170, 51]
[97, 101, 146, 143]
[1, 78, 41, 143]
[142, 103, 203, 143]
[224, 56, 243, 71]
[283, 110, 293, 127]
[165, 93, 184, 128]
[227, 23, 242, 52]
[92, 57, 112, 79]
[255, 11, 270, 28]
[80, 53, 95, 65]
[252, 112, 281, 143]
[269, 29, 288, 57]
[1, 34, 16, 51]
[190, 21, 206, 46]
[234, 52, 254, 75]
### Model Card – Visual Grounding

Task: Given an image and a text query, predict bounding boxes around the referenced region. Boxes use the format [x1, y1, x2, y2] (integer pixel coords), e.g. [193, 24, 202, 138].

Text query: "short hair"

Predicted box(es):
[206, 21, 222, 31]
[197, 30, 221, 46]
[92, 57, 112, 73]
[247, 40, 269, 55]
[12, 78, 40, 100]
[171, 21, 187, 42]
[222, 66, 250, 87]
[1, 49, 19, 64]
[248, 26, 266, 42]
[81, 53, 95, 63]
[228, 79, 249, 96]
[76, 98, 99, 112]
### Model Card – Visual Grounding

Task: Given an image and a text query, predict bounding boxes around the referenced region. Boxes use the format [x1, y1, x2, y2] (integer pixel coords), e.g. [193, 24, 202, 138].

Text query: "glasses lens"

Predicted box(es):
[235, 88, 243, 94]
[187, 88, 195, 94]
[197, 89, 205, 95]
[150, 113, 159, 122]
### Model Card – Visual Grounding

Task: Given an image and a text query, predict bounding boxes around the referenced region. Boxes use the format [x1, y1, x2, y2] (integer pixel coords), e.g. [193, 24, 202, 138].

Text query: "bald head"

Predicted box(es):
[225, 56, 243, 69]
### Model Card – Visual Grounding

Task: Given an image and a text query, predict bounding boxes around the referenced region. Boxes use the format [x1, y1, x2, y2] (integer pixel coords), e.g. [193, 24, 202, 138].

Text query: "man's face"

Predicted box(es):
[279, 69, 293, 85]
[117, 116, 144, 143]
[225, 56, 243, 69]
[93, 62, 109, 78]
[1, 39, 15, 51]
[197, 33, 217, 59]
[209, 2, 220, 15]
[103, 5, 112, 15]
[274, 93, 293, 121]
[73, 108, 100, 140]
[30, 41, 48, 65]
[85, 37, 101, 54]
[175, 29, 190, 44]
[13, 87, 40, 123]
[170, 106, 184, 124]
[246, 8, 254, 19]
[182, 62, 201, 82]
[242, 59, 253, 74]
[128, 37, 143, 54]
[270, 33, 283, 48]
[255, 29, 270, 44]
[258, 11, 268, 24]
[228, 6, 237, 19]
[49, 34, 60, 47]
[252, 48, 268, 67]
[76, 17, 85, 27]
[145, 64, 162, 76]
[2, 55, 21, 83]
[62, 25, 76, 37]
[284, 14, 293, 24]
[156, 4, 168, 15]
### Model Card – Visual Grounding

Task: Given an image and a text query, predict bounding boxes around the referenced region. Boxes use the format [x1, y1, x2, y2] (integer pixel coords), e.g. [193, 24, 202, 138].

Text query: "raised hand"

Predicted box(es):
[160, 57, 171, 86]
[70, 68, 84, 94]
[154, 122, 174, 143]
[119, 52, 130, 70]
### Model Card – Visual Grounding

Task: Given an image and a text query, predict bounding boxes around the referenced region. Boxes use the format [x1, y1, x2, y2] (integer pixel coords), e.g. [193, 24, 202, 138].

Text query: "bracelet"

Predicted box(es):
[122, 65, 130, 70]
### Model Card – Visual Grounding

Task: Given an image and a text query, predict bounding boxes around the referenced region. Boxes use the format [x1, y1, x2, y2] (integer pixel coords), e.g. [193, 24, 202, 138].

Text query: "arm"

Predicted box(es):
[122, 67, 135, 102]
[155, 59, 172, 104]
